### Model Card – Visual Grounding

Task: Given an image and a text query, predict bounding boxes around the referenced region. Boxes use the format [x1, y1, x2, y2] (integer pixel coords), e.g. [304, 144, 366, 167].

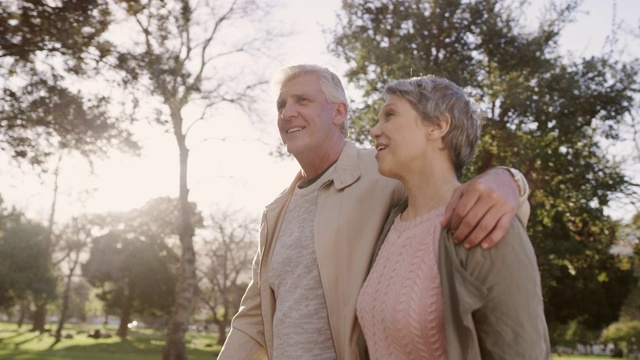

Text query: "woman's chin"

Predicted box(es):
[376, 165, 396, 179]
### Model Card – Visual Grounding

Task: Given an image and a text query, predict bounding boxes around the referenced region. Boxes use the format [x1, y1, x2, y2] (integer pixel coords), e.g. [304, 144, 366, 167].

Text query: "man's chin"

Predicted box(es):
[284, 141, 305, 156]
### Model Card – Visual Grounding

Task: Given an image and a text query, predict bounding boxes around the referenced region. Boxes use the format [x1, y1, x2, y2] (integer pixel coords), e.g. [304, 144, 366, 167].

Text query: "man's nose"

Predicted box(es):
[279, 103, 297, 120]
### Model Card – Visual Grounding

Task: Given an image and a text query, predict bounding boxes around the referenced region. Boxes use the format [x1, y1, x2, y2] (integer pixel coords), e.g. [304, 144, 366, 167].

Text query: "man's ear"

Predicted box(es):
[333, 102, 348, 126]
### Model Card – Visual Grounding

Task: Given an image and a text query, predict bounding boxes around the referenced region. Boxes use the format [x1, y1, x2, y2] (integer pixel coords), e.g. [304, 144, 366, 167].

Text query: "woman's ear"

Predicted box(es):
[427, 115, 451, 140]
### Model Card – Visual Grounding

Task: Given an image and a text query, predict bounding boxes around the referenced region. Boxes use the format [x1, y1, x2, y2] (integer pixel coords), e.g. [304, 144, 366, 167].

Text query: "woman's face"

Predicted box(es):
[370, 94, 432, 180]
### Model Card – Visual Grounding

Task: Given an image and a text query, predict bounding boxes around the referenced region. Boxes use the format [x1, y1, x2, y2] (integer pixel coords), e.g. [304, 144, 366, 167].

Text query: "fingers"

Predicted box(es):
[448, 184, 517, 249]
[444, 182, 485, 237]
[456, 206, 515, 249]
[445, 167, 521, 249]
[478, 213, 513, 249]
[450, 188, 492, 246]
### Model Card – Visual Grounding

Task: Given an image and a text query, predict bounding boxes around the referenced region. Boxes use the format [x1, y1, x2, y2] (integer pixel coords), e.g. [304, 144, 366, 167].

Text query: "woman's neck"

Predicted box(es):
[401, 165, 459, 222]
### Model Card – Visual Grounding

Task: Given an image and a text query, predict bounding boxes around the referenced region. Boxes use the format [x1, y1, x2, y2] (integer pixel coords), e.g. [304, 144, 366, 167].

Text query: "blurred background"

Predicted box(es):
[0, 0, 639, 359]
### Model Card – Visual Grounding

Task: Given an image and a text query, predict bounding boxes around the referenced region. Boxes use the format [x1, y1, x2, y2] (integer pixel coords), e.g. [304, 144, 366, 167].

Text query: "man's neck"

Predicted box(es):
[297, 158, 338, 189]
[297, 140, 346, 179]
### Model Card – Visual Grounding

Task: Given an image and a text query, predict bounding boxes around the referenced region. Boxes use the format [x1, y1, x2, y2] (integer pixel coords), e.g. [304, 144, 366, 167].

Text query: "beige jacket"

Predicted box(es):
[218, 142, 404, 360]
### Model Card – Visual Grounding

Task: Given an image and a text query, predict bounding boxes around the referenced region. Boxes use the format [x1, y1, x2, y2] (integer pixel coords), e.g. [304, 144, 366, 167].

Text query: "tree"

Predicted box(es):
[82, 197, 202, 340]
[331, 0, 640, 332]
[197, 209, 257, 345]
[617, 214, 640, 322]
[51, 216, 94, 347]
[0, 199, 56, 317]
[601, 320, 640, 356]
[1, 1, 140, 332]
[0, 0, 138, 167]
[3, 1, 282, 356]
[109, 1, 279, 357]
[83, 232, 177, 339]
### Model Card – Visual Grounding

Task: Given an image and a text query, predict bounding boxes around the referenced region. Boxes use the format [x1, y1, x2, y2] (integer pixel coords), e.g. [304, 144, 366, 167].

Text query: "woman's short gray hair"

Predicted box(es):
[272, 64, 350, 137]
[383, 75, 483, 178]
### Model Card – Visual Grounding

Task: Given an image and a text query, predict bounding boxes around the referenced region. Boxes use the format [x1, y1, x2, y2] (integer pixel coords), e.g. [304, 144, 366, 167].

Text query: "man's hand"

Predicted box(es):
[441, 168, 520, 249]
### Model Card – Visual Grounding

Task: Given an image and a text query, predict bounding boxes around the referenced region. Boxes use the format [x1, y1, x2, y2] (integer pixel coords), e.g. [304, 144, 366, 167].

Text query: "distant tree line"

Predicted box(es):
[0, 195, 257, 348]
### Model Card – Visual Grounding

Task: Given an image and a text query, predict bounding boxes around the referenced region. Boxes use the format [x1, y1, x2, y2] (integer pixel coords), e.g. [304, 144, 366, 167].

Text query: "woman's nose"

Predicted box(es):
[370, 121, 381, 139]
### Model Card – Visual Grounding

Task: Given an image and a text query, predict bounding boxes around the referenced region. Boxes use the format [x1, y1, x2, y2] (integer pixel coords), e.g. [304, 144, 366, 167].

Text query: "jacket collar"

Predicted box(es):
[266, 142, 361, 210]
[330, 141, 361, 190]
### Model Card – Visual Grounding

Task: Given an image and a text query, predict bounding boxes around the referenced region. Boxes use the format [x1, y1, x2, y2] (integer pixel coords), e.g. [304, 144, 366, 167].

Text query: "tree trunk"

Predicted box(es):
[53, 279, 71, 345]
[117, 289, 134, 339]
[31, 303, 46, 333]
[216, 322, 226, 346]
[163, 113, 196, 360]
[33, 154, 62, 334]
[17, 300, 28, 328]
[216, 299, 230, 345]
[52, 249, 81, 347]
[162, 226, 197, 359]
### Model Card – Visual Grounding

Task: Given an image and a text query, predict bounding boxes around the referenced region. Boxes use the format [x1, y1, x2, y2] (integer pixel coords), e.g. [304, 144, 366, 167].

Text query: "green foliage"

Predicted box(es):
[550, 317, 601, 348]
[81, 197, 203, 327]
[0, 0, 112, 67]
[55, 279, 93, 324]
[551, 356, 619, 360]
[83, 232, 177, 318]
[94, 196, 205, 263]
[332, 0, 640, 330]
[0, 0, 139, 167]
[633, 214, 640, 229]
[601, 320, 640, 353]
[0, 201, 56, 310]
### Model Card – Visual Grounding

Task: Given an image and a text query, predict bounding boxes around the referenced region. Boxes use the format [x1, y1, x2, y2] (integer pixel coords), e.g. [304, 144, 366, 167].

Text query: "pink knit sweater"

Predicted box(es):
[357, 207, 446, 360]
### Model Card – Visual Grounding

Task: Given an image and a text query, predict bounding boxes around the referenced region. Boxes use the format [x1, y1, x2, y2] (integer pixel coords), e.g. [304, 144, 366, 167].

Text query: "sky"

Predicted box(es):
[1, 0, 639, 224]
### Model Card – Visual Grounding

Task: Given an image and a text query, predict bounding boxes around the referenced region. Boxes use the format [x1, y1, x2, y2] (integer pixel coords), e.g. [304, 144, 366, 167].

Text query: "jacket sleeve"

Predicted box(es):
[456, 220, 550, 359]
[498, 166, 531, 227]
[513, 168, 531, 228]
[218, 248, 268, 360]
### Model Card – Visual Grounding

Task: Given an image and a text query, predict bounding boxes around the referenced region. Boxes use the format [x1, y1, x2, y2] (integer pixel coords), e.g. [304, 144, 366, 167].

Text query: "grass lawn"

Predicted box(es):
[551, 356, 614, 360]
[0, 321, 221, 360]
[0, 321, 621, 360]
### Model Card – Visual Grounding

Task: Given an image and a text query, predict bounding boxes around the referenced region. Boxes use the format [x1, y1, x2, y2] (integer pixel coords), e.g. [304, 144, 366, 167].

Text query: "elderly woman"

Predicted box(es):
[356, 76, 550, 359]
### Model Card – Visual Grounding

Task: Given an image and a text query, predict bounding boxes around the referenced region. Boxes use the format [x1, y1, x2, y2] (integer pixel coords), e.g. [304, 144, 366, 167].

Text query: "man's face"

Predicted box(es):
[276, 73, 340, 158]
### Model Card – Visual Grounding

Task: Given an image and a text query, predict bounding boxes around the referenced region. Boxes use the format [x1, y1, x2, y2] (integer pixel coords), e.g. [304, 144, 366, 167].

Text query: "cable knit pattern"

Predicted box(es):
[357, 207, 446, 360]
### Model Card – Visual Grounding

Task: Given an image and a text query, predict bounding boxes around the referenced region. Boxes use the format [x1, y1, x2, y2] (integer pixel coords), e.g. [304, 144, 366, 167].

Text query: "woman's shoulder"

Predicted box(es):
[440, 219, 537, 279]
